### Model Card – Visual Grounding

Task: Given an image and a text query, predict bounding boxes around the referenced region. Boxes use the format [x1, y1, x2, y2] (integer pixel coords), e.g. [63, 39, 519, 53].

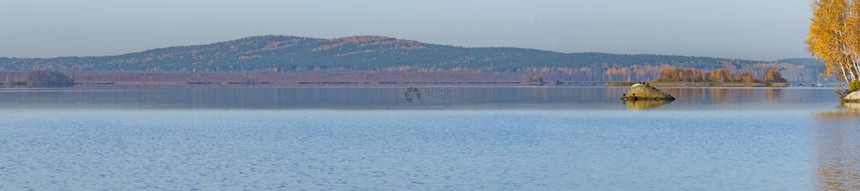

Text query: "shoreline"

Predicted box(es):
[0, 81, 817, 88]
[606, 81, 791, 87]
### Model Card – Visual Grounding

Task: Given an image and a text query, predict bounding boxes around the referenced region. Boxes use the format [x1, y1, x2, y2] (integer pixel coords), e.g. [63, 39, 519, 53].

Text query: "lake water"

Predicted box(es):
[0, 86, 857, 190]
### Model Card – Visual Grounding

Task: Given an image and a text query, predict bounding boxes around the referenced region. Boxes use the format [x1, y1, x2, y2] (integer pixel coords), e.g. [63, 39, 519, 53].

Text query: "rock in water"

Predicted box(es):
[842, 91, 860, 103]
[621, 83, 675, 101]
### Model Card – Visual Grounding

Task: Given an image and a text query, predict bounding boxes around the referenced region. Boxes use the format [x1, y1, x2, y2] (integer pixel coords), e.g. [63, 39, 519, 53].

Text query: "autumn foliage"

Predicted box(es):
[764, 69, 787, 82]
[655, 68, 786, 83]
[807, 0, 860, 83]
[849, 80, 860, 92]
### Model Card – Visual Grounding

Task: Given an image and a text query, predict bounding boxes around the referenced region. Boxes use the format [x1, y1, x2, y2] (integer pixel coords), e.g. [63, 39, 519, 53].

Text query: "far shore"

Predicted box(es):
[0, 70, 834, 88]
[65, 81, 602, 87]
[0, 81, 818, 88]
[606, 81, 791, 87]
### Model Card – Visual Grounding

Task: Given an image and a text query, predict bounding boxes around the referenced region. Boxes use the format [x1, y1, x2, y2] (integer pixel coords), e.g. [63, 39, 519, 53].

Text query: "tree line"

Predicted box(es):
[653, 68, 786, 83]
[1, 70, 74, 87]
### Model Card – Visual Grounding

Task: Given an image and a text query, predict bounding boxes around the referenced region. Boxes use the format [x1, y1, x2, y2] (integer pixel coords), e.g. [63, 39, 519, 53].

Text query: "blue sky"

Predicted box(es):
[0, 0, 811, 61]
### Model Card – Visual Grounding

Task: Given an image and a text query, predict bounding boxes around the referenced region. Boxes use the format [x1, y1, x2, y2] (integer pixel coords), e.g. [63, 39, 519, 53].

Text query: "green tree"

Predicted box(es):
[850, 80, 860, 92]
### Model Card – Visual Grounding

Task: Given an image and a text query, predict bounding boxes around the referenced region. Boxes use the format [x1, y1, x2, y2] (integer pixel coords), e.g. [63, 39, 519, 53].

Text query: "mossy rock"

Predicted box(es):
[621, 83, 675, 101]
[841, 91, 860, 103]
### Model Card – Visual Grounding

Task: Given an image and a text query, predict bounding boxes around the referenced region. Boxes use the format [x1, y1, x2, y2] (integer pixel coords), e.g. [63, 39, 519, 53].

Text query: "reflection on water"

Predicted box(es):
[845, 102, 860, 112]
[0, 86, 842, 110]
[816, 102, 860, 117]
[623, 100, 673, 110]
[765, 88, 782, 101]
[662, 88, 782, 103]
[813, 109, 860, 191]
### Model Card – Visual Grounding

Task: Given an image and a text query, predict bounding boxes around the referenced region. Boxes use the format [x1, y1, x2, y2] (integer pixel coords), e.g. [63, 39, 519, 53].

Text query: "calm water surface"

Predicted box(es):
[0, 86, 856, 190]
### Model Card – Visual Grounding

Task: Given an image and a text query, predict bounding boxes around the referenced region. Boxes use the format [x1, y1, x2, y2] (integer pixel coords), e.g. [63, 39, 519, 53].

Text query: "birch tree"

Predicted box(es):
[807, 0, 860, 86]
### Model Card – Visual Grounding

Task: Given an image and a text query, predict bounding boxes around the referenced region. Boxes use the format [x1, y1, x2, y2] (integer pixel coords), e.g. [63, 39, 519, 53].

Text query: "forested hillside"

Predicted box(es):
[0, 35, 824, 82]
[0, 35, 787, 71]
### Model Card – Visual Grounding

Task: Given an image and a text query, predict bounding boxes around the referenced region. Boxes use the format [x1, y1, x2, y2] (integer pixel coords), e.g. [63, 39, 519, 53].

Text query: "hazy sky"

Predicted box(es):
[0, 0, 812, 61]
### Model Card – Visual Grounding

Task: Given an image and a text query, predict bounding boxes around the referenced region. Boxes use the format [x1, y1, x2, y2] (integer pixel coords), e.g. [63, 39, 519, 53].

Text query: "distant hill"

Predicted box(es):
[0, 35, 808, 72]
[776, 58, 824, 68]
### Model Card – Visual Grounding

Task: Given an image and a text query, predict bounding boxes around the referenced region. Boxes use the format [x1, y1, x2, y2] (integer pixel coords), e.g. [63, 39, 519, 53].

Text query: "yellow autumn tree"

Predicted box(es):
[764, 69, 787, 82]
[807, 0, 860, 84]
[736, 72, 760, 83]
